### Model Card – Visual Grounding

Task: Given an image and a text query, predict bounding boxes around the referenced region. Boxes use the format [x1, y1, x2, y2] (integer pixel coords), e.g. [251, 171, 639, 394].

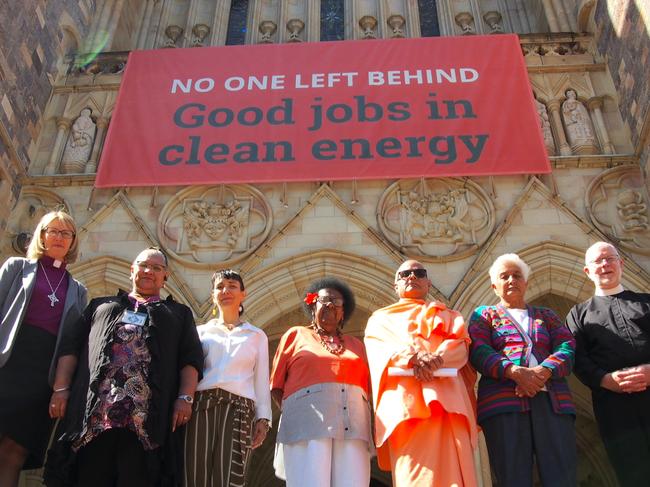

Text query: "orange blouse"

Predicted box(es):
[270, 326, 369, 400]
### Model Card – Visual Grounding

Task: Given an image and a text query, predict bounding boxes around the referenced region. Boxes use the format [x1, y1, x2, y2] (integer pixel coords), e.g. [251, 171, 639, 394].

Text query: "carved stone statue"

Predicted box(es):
[164, 25, 183, 47]
[258, 20, 277, 43]
[359, 16, 377, 39]
[455, 12, 475, 35]
[562, 89, 598, 154]
[286, 19, 305, 42]
[535, 98, 555, 155]
[191, 24, 210, 47]
[387, 15, 405, 38]
[60, 108, 96, 173]
[483, 11, 504, 34]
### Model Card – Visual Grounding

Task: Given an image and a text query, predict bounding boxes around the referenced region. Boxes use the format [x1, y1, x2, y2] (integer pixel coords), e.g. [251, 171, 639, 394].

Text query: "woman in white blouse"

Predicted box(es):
[184, 270, 272, 487]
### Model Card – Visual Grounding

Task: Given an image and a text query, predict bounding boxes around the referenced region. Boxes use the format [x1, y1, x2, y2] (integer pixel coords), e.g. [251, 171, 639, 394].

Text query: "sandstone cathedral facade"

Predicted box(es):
[1, 1, 649, 485]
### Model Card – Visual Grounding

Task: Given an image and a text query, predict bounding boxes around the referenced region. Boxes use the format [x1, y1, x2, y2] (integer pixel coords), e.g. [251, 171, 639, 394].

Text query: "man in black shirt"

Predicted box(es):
[566, 241, 650, 487]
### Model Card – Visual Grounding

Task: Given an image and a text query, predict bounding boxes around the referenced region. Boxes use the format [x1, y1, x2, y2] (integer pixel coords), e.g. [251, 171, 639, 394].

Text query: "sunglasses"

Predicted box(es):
[397, 268, 427, 280]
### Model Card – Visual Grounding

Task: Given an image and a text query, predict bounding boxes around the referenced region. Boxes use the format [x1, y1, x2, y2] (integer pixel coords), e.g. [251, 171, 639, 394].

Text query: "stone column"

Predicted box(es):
[587, 97, 615, 155]
[105, 0, 127, 49]
[566, 0, 579, 31]
[45, 118, 71, 174]
[551, 0, 572, 31]
[135, 0, 156, 49]
[84, 0, 110, 51]
[514, 0, 531, 33]
[541, 0, 560, 32]
[184, 0, 201, 47]
[86, 117, 109, 173]
[547, 100, 572, 156]
[87, 0, 115, 52]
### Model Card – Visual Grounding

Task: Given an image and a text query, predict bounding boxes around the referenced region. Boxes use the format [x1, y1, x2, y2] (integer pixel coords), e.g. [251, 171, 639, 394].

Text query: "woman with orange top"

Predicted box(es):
[270, 277, 371, 487]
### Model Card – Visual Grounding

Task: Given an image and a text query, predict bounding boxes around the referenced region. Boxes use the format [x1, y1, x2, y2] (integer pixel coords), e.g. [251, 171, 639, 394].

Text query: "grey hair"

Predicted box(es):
[489, 253, 531, 284]
[133, 247, 168, 266]
[584, 241, 619, 265]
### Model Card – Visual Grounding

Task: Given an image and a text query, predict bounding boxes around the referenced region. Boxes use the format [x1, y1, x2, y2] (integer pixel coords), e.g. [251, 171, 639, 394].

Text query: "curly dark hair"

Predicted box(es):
[301, 277, 356, 326]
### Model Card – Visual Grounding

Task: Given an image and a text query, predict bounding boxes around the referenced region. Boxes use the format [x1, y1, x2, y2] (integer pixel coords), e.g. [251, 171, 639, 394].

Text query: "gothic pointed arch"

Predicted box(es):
[71, 255, 191, 307]
[452, 239, 650, 317]
[239, 249, 446, 341]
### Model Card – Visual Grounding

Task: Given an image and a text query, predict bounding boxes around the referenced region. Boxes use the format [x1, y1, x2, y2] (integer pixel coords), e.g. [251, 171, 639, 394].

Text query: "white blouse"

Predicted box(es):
[196, 320, 272, 421]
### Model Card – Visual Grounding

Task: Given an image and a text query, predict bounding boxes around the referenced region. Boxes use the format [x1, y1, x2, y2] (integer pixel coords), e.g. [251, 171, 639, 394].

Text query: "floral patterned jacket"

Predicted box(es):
[468, 304, 576, 423]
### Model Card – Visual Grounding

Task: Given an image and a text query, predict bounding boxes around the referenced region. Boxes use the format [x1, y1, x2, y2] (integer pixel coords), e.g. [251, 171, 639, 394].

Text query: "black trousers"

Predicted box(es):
[76, 428, 154, 487]
[481, 392, 576, 487]
[593, 389, 650, 487]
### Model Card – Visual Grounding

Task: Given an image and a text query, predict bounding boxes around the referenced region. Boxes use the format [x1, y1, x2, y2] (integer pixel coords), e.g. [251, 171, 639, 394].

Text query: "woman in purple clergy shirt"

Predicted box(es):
[0, 211, 87, 486]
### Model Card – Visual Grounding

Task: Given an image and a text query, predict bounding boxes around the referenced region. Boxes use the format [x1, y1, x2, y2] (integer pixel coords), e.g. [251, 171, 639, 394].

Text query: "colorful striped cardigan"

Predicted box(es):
[468, 304, 576, 423]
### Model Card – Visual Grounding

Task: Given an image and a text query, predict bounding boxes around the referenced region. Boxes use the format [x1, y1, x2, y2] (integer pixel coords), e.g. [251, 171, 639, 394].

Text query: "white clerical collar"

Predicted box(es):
[595, 284, 624, 296]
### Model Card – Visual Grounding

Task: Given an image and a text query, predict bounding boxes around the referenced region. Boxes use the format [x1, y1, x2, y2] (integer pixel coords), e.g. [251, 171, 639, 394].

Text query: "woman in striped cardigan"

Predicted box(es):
[468, 253, 576, 487]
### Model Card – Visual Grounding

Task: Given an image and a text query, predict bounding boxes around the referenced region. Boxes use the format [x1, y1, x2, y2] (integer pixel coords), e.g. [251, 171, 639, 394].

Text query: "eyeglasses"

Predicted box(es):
[135, 261, 167, 273]
[43, 228, 75, 239]
[588, 255, 620, 266]
[397, 268, 427, 280]
[316, 296, 344, 307]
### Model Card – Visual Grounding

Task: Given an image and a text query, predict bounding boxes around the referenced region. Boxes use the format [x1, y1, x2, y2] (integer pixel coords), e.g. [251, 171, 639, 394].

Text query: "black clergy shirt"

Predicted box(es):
[566, 290, 650, 392]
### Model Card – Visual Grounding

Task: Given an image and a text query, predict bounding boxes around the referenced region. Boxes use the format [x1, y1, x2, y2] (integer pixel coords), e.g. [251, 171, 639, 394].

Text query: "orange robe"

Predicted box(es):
[364, 298, 478, 487]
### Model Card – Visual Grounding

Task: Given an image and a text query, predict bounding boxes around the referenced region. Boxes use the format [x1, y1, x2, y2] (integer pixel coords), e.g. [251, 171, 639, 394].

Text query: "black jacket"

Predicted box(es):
[44, 292, 203, 486]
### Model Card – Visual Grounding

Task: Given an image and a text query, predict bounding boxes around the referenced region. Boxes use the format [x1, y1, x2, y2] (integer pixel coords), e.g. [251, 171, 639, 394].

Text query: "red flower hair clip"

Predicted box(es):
[304, 292, 319, 305]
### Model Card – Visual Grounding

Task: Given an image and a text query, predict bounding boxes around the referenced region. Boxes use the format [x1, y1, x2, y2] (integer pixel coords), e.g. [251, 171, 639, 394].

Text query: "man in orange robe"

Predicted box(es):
[365, 260, 478, 487]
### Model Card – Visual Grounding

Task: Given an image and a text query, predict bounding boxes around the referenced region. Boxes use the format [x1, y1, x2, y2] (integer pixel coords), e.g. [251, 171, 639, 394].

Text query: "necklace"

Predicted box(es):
[217, 320, 242, 331]
[39, 262, 66, 307]
[310, 323, 345, 355]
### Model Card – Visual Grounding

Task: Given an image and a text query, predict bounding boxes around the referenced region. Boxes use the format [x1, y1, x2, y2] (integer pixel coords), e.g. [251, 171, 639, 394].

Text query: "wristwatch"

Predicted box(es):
[177, 394, 194, 404]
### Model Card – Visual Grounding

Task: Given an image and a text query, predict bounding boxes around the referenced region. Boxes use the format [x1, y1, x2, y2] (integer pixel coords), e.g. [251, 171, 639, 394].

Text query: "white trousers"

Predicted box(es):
[275, 438, 370, 487]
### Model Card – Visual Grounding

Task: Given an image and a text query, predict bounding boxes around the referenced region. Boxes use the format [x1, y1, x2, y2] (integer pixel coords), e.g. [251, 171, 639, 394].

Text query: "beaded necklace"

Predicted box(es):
[310, 323, 345, 355]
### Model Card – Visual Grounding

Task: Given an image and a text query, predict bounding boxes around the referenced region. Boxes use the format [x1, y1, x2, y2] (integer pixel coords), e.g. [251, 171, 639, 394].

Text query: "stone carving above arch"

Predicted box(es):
[378, 178, 495, 261]
[452, 241, 594, 318]
[587, 166, 650, 255]
[5, 188, 68, 255]
[158, 185, 273, 269]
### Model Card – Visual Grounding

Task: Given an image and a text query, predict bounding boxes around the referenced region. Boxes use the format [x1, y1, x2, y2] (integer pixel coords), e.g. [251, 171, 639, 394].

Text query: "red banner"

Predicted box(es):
[96, 35, 549, 188]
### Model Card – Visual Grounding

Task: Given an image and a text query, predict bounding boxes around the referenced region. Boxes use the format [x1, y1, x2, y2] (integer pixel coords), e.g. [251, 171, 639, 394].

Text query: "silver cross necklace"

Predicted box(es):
[39, 262, 66, 307]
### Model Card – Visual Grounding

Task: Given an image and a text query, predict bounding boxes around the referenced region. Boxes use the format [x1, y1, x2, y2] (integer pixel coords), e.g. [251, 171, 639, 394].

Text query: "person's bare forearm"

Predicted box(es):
[53, 354, 78, 390]
[50, 355, 78, 418]
[271, 388, 283, 409]
[178, 365, 199, 396]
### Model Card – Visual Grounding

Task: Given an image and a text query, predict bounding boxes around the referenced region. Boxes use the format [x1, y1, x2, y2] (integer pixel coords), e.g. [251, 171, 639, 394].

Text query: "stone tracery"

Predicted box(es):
[378, 178, 494, 261]
[158, 185, 272, 268]
[587, 166, 650, 255]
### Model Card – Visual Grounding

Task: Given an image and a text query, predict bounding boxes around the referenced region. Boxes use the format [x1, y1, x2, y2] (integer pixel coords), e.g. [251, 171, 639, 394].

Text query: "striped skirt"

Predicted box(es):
[184, 388, 256, 487]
